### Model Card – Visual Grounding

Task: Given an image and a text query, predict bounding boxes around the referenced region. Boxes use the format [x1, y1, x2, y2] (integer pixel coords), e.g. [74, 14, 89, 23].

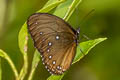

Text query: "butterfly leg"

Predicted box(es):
[82, 34, 91, 40]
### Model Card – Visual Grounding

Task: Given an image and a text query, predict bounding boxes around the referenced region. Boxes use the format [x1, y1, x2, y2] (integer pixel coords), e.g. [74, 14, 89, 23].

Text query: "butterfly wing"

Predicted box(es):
[27, 13, 77, 75]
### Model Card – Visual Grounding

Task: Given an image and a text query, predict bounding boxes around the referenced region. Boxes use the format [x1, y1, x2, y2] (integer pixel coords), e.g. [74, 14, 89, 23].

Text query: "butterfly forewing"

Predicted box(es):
[27, 13, 77, 75]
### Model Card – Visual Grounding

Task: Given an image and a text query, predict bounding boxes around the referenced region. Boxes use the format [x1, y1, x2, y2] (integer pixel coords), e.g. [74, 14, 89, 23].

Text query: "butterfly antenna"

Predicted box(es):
[77, 9, 95, 40]
[77, 9, 95, 55]
[79, 9, 95, 27]
[82, 34, 91, 40]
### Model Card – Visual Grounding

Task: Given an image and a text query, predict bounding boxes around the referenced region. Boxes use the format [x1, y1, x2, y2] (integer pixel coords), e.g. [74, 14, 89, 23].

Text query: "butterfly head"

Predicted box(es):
[76, 27, 80, 35]
[74, 27, 80, 44]
[76, 27, 80, 38]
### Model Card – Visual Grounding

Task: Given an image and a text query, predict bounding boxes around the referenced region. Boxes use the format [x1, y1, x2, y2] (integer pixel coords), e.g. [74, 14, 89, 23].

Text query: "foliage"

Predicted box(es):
[0, 0, 107, 80]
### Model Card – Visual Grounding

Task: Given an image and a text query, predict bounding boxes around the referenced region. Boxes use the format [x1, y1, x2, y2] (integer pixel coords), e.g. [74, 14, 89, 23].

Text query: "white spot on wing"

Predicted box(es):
[57, 66, 62, 70]
[47, 49, 50, 52]
[59, 66, 62, 70]
[45, 66, 48, 69]
[63, 69, 66, 72]
[57, 66, 60, 69]
[47, 69, 50, 71]
[47, 62, 49, 65]
[48, 42, 52, 46]
[40, 55, 43, 57]
[40, 32, 43, 35]
[42, 58, 44, 61]
[56, 35, 60, 40]
[49, 55, 52, 59]
[50, 71, 52, 74]
[52, 61, 56, 64]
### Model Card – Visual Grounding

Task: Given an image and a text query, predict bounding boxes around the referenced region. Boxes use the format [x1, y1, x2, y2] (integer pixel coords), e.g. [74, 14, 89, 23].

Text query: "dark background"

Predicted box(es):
[0, 0, 120, 80]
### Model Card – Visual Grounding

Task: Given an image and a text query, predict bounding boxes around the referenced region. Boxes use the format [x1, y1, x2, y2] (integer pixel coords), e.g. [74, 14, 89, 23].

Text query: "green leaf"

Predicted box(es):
[52, 0, 73, 18]
[0, 49, 19, 79]
[31, 50, 40, 70]
[0, 51, 4, 58]
[63, 0, 82, 21]
[18, 23, 28, 80]
[18, 23, 28, 54]
[38, 0, 66, 13]
[73, 38, 107, 63]
[0, 58, 2, 80]
[28, 50, 40, 80]
[47, 75, 64, 80]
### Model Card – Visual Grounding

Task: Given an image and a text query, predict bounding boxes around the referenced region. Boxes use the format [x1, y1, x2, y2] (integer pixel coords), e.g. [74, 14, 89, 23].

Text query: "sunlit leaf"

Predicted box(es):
[47, 74, 64, 80]
[18, 23, 28, 80]
[38, 0, 66, 13]
[63, 0, 82, 21]
[73, 38, 107, 63]
[18, 23, 28, 54]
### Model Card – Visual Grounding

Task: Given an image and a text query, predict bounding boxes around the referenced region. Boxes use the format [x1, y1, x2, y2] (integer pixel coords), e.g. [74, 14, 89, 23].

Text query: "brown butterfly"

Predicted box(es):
[27, 13, 80, 75]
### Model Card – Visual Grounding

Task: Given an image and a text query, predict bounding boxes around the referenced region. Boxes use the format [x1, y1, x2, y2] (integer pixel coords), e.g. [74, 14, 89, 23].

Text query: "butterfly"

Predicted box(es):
[27, 13, 80, 75]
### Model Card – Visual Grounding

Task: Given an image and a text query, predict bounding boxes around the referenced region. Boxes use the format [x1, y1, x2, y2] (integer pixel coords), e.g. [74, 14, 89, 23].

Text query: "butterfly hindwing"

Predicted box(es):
[27, 13, 77, 75]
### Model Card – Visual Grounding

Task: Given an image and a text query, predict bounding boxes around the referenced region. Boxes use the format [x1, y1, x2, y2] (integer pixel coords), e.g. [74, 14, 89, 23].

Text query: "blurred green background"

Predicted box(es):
[0, 0, 120, 80]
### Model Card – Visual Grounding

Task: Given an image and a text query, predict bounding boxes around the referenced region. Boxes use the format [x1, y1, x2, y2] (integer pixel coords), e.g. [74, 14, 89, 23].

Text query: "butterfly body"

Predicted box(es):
[27, 13, 80, 75]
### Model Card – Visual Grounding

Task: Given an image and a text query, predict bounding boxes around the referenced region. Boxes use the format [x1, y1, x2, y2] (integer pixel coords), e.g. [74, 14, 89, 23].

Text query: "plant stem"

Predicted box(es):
[63, 0, 82, 21]
[18, 53, 28, 80]
[18, 24, 28, 80]
[28, 50, 40, 80]
[6, 55, 19, 80]
[0, 50, 19, 80]
[28, 66, 36, 80]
